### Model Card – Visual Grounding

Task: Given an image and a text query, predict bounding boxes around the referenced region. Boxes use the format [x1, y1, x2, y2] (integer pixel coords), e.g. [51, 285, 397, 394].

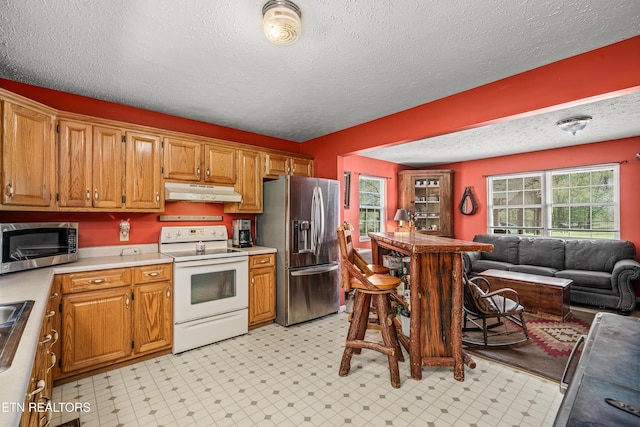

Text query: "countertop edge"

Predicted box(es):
[233, 246, 277, 255]
[0, 252, 173, 426]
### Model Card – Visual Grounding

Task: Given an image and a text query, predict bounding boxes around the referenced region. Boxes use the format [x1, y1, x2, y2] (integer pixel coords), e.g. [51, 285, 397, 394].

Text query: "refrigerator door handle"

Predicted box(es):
[311, 186, 325, 256]
[290, 264, 339, 276]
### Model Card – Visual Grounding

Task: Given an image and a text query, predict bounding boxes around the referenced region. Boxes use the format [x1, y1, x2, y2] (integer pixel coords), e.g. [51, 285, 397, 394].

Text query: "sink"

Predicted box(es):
[0, 306, 17, 325]
[0, 300, 35, 373]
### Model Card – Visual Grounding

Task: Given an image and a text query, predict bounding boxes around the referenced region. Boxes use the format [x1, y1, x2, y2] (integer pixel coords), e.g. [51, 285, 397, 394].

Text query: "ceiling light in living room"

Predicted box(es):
[262, 0, 302, 45]
[556, 116, 592, 135]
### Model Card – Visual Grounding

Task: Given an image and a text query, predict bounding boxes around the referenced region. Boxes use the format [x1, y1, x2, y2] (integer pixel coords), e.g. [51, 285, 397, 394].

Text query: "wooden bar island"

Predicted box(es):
[368, 232, 493, 381]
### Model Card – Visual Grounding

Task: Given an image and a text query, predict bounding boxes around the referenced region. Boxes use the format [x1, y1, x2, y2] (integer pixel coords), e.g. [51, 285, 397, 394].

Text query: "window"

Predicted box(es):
[487, 164, 619, 239]
[359, 175, 385, 240]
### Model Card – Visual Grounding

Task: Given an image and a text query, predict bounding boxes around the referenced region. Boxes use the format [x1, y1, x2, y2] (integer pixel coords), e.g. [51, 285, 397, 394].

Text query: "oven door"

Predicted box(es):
[173, 256, 249, 324]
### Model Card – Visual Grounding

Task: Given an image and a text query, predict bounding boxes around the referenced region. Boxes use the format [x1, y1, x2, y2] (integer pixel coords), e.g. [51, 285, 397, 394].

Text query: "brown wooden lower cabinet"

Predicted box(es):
[20, 286, 59, 427]
[248, 253, 276, 328]
[133, 282, 173, 354]
[54, 263, 172, 383]
[62, 287, 133, 373]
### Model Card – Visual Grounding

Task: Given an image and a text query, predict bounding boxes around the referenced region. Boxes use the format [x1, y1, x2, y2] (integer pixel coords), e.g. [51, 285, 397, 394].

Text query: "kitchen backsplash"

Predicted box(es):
[0, 202, 256, 247]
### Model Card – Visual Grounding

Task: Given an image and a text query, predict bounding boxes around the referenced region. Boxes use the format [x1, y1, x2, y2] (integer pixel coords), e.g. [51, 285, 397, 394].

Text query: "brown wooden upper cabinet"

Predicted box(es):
[163, 137, 236, 185]
[57, 118, 162, 211]
[1, 98, 55, 208]
[224, 149, 262, 213]
[263, 152, 313, 179]
[57, 120, 123, 209]
[125, 131, 163, 210]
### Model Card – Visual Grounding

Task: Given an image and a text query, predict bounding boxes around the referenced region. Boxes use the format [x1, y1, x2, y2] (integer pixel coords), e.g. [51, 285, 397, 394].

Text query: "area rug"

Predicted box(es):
[464, 311, 594, 382]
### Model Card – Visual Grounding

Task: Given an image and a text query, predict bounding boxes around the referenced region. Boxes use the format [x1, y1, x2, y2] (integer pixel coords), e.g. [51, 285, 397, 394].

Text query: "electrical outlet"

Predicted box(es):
[121, 248, 140, 256]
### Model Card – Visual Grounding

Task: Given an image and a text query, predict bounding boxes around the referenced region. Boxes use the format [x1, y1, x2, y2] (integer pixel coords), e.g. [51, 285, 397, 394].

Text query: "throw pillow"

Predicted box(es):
[468, 282, 499, 314]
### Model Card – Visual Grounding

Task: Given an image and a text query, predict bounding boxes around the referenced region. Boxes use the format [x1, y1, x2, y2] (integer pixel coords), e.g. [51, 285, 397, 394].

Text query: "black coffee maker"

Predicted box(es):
[232, 218, 253, 247]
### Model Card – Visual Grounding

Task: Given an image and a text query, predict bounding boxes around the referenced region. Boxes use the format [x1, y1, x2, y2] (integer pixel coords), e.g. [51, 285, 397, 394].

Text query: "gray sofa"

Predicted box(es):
[463, 234, 640, 314]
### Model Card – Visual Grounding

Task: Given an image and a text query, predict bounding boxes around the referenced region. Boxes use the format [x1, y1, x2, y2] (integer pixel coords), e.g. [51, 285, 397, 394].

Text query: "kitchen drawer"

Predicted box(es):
[249, 254, 275, 269]
[61, 268, 132, 293]
[133, 263, 172, 284]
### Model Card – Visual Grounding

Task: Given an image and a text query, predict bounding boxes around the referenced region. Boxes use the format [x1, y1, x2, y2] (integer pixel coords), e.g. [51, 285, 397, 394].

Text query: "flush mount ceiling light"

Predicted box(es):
[556, 115, 592, 136]
[262, 0, 302, 45]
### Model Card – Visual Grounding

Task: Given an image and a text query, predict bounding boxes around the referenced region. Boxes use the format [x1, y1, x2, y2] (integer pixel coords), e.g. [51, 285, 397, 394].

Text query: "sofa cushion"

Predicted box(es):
[564, 239, 636, 272]
[472, 260, 513, 273]
[518, 237, 565, 270]
[473, 234, 520, 264]
[509, 265, 557, 277]
[555, 269, 612, 290]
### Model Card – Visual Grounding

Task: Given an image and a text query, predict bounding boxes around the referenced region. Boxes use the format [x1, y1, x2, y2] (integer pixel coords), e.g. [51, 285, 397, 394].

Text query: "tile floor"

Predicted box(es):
[52, 312, 564, 427]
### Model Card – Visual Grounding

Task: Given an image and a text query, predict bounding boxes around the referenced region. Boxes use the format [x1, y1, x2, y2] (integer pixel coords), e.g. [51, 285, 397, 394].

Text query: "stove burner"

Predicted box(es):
[159, 225, 248, 262]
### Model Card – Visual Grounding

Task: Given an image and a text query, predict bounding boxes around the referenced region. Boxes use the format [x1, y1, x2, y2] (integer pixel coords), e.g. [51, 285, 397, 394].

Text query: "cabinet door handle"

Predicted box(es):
[145, 271, 160, 277]
[27, 380, 46, 400]
[125, 295, 130, 309]
[89, 278, 107, 284]
[94, 188, 99, 201]
[166, 288, 171, 300]
[50, 328, 59, 346]
[86, 188, 91, 201]
[50, 292, 59, 299]
[251, 277, 255, 285]
[156, 192, 160, 203]
[40, 334, 52, 346]
[6, 182, 14, 198]
[206, 168, 211, 178]
[47, 352, 56, 372]
[196, 167, 201, 176]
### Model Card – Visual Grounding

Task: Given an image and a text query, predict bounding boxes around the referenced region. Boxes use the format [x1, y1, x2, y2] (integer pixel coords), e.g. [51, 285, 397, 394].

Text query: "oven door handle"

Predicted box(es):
[173, 257, 248, 269]
[290, 264, 339, 276]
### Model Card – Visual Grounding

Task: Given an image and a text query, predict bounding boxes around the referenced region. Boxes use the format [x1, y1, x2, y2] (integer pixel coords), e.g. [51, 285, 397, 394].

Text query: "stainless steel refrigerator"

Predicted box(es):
[257, 175, 340, 326]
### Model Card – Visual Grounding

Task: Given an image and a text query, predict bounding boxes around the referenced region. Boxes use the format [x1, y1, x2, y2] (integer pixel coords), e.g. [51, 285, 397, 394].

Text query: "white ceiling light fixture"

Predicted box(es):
[262, 0, 302, 45]
[556, 115, 592, 135]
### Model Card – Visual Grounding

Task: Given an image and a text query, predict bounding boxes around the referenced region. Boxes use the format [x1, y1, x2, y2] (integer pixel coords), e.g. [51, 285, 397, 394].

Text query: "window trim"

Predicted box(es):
[487, 163, 620, 239]
[358, 175, 386, 242]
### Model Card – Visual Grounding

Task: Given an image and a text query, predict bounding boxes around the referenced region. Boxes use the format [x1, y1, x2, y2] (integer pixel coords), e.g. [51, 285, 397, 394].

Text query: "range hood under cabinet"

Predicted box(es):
[164, 182, 242, 203]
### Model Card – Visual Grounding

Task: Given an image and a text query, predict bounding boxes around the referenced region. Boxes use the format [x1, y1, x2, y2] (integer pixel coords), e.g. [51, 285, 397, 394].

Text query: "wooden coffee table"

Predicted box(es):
[478, 269, 573, 321]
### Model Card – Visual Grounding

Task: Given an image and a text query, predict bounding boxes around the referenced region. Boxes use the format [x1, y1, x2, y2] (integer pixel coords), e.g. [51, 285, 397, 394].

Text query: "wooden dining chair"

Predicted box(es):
[336, 223, 404, 388]
[335, 222, 389, 292]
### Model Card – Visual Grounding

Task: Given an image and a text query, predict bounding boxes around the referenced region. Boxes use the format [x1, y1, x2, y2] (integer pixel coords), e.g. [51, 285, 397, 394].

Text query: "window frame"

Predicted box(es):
[487, 163, 619, 239]
[358, 175, 386, 242]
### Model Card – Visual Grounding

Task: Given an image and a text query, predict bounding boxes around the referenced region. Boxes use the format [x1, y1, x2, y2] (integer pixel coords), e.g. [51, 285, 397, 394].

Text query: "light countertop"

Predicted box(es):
[0, 250, 172, 427]
[232, 245, 277, 255]
[0, 242, 278, 426]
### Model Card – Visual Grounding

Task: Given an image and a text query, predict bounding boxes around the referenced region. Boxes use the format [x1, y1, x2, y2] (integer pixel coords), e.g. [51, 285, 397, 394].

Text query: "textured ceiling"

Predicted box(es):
[1, 0, 639, 165]
[362, 92, 640, 166]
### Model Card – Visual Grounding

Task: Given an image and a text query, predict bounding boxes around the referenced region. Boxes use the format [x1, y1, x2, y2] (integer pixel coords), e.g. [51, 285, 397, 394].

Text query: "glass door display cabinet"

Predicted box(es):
[398, 170, 453, 237]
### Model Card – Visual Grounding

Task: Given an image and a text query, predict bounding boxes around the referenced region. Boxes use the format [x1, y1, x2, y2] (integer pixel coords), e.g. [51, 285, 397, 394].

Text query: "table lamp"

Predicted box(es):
[393, 208, 410, 231]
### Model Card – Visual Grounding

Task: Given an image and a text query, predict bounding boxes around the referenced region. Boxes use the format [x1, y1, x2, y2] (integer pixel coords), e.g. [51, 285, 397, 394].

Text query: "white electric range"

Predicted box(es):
[159, 225, 249, 354]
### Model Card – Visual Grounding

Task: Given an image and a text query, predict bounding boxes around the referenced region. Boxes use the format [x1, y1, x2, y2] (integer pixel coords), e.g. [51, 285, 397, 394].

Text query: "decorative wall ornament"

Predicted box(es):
[343, 171, 351, 209]
[459, 186, 478, 215]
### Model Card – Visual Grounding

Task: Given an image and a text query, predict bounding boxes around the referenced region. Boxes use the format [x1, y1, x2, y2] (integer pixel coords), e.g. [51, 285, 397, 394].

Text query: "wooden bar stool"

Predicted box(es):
[336, 223, 404, 388]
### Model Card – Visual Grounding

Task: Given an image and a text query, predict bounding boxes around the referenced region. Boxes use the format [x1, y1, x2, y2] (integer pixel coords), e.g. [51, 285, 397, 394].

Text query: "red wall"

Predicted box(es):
[0, 204, 255, 248]
[0, 79, 297, 247]
[0, 78, 300, 153]
[341, 155, 412, 249]
[1, 37, 638, 254]
[432, 137, 640, 259]
[302, 37, 640, 180]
